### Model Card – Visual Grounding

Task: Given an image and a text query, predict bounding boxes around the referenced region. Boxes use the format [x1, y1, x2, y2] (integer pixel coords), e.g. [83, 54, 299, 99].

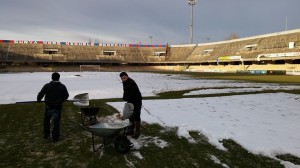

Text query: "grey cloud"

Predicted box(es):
[0, 0, 299, 44]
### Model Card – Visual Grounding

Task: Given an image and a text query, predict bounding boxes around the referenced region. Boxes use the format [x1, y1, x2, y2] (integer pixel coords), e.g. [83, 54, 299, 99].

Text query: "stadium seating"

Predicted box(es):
[0, 29, 299, 72]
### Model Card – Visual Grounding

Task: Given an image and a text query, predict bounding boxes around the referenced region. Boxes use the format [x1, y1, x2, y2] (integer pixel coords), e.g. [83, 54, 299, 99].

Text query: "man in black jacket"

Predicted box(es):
[120, 72, 142, 138]
[37, 72, 69, 142]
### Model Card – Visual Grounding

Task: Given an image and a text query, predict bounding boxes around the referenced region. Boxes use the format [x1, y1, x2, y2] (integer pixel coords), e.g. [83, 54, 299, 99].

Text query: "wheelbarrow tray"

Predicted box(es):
[89, 122, 131, 138]
[81, 107, 99, 116]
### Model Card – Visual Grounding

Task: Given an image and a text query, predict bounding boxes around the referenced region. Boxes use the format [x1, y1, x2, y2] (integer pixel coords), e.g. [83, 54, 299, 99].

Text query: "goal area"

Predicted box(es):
[80, 65, 101, 72]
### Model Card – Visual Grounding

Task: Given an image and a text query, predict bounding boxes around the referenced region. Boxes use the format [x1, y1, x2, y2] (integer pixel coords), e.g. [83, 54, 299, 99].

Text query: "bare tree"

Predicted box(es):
[94, 39, 100, 43]
[225, 32, 239, 40]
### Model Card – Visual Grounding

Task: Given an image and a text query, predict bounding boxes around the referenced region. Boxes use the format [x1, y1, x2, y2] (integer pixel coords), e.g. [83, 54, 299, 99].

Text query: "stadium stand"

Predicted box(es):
[1, 29, 300, 74]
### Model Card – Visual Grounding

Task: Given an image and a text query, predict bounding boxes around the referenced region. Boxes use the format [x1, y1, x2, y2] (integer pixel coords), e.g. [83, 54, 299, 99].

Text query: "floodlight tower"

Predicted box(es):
[149, 35, 153, 44]
[188, 0, 196, 44]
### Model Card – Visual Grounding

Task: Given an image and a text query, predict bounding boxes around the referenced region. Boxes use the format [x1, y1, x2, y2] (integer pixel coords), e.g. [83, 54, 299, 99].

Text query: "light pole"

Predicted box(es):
[149, 35, 153, 44]
[285, 16, 288, 31]
[188, 0, 196, 44]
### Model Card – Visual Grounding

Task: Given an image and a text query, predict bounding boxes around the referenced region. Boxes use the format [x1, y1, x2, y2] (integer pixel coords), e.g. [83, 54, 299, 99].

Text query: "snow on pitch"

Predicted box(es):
[1, 72, 300, 159]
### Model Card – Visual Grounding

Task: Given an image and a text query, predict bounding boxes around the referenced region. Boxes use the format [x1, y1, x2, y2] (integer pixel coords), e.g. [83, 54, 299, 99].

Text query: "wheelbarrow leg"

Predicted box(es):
[92, 133, 105, 152]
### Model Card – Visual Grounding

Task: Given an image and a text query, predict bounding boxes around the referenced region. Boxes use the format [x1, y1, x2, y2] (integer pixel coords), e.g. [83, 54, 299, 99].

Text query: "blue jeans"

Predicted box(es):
[44, 105, 62, 141]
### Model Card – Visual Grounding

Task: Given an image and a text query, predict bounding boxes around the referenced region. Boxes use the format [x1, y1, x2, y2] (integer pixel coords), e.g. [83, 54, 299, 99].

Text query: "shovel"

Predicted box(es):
[72, 93, 89, 106]
[16, 93, 89, 106]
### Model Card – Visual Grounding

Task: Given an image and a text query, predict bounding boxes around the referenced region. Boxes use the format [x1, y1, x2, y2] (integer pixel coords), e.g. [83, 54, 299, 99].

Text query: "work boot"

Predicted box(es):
[132, 122, 141, 139]
[43, 135, 50, 139]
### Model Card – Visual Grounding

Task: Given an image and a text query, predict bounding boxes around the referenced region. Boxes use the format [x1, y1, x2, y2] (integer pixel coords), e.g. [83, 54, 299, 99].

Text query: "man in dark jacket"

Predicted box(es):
[37, 72, 69, 142]
[120, 72, 142, 138]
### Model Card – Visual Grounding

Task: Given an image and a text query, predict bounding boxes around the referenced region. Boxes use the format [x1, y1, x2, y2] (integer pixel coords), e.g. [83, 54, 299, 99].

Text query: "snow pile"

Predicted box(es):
[108, 92, 300, 158]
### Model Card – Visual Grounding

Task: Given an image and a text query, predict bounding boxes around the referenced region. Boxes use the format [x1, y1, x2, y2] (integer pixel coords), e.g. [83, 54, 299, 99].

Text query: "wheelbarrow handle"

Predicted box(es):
[16, 100, 73, 104]
[16, 93, 89, 106]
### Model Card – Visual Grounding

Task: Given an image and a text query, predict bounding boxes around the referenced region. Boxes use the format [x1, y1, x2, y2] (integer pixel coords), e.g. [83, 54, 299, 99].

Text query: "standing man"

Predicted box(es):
[37, 72, 69, 142]
[120, 72, 142, 139]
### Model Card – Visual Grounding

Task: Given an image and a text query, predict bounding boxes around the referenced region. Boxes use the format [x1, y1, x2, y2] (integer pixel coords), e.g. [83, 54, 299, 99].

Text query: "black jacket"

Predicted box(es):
[37, 81, 69, 107]
[122, 77, 142, 104]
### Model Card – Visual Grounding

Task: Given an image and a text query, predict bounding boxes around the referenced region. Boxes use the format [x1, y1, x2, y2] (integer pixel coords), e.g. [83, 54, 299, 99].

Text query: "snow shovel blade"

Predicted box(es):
[72, 93, 89, 106]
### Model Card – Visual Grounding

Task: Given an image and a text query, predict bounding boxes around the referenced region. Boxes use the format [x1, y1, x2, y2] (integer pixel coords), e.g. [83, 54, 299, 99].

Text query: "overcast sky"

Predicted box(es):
[1, 0, 299, 45]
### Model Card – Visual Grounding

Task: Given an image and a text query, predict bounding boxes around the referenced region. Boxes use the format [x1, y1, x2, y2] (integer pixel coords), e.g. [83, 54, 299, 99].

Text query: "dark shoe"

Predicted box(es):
[129, 142, 134, 148]
[53, 138, 59, 142]
[43, 135, 50, 139]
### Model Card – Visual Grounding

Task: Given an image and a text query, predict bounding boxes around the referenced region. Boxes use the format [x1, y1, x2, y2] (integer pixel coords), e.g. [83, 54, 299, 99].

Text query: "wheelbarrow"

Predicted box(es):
[89, 122, 133, 153]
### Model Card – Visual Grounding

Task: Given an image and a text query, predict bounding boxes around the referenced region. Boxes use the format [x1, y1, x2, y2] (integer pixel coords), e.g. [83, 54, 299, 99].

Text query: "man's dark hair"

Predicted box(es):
[119, 72, 128, 77]
[52, 72, 60, 81]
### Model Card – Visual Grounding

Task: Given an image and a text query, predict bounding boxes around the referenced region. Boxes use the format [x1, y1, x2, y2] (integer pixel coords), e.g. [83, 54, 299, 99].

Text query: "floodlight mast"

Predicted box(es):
[188, 0, 196, 44]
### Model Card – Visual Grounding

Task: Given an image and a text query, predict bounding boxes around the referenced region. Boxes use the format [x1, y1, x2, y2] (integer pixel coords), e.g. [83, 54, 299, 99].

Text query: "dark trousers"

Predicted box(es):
[44, 105, 62, 141]
[129, 102, 142, 123]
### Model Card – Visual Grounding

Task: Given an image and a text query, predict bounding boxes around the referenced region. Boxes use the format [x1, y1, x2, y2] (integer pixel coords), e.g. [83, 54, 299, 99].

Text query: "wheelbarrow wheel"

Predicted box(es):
[114, 135, 132, 154]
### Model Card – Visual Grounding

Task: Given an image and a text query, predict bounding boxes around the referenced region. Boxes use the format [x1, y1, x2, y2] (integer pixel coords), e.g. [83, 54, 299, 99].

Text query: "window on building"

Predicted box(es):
[202, 49, 213, 55]
[153, 51, 166, 56]
[44, 49, 58, 54]
[103, 51, 116, 56]
[242, 44, 257, 51]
